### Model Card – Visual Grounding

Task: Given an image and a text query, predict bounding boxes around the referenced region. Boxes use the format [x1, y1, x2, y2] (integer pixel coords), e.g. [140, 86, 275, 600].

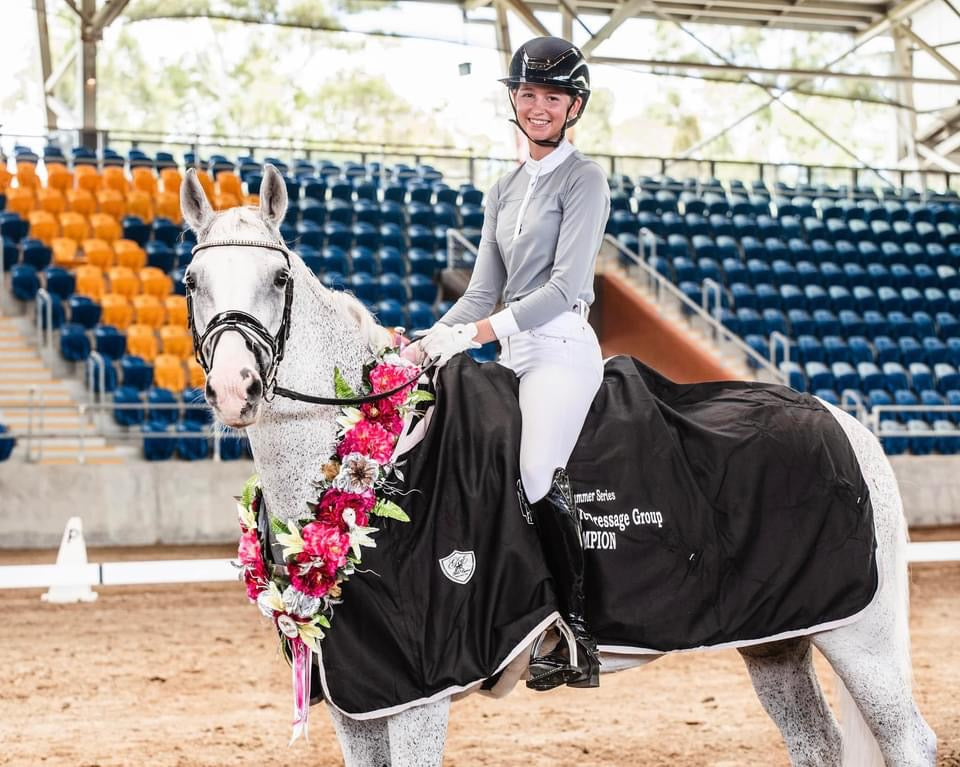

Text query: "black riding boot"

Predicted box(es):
[521, 468, 600, 691]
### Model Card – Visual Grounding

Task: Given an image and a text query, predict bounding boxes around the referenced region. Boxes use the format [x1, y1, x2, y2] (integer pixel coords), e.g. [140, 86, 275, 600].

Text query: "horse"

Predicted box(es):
[180, 163, 936, 766]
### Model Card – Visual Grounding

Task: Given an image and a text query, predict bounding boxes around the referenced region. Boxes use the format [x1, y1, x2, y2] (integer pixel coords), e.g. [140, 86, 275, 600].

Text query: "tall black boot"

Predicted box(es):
[521, 468, 600, 691]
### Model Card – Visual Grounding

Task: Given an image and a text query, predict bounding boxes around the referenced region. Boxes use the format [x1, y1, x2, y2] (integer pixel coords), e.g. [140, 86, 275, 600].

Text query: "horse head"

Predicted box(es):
[180, 163, 293, 428]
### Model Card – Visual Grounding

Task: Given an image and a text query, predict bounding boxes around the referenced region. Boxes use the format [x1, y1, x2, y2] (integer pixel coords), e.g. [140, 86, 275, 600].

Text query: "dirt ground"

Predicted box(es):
[0, 537, 957, 767]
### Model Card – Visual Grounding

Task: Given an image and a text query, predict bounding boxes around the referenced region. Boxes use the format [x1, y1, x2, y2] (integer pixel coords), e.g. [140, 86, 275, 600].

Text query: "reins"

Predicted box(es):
[187, 237, 434, 407]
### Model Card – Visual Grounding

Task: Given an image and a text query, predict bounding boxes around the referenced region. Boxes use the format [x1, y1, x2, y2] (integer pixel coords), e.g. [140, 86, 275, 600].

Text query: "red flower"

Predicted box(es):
[337, 420, 395, 463]
[288, 552, 343, 598]
[301, 522, 352, 562]
[317, 487, 374, 529]
[361, 401, 404, 436]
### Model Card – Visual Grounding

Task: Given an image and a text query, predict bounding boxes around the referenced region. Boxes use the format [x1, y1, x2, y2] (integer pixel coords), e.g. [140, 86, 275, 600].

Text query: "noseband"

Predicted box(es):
[187, 238, 431, 407]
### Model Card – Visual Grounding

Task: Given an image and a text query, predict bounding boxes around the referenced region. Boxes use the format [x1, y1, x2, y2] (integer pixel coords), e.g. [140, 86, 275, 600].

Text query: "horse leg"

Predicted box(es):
[813, 403, 936, 766]
[328, 706, 391, 767]
[385, 697, 451, 767]
[738, 638, 843, 766]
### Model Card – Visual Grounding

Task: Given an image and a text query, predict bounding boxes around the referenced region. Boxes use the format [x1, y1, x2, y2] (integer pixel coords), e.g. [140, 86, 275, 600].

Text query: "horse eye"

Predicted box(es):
[274, 270, 290, 289]
[184, 271, 197, 291]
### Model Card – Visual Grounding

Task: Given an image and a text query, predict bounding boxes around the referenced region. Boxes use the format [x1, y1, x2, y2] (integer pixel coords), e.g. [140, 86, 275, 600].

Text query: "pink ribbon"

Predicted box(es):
[289, 638, 313, 744]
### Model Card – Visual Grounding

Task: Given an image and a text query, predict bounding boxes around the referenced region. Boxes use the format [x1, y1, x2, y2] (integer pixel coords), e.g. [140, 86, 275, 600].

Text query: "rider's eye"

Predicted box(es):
[274, 270, 290, 289]
[184, 271, 196, 291]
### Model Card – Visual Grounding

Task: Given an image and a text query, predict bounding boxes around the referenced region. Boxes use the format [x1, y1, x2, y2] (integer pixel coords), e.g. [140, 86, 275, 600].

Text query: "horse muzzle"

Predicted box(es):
[204, 333, 267, 428]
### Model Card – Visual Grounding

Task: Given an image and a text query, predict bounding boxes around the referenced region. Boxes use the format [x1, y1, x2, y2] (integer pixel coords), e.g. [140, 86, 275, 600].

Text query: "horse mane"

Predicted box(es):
[325, 289, 396, 354]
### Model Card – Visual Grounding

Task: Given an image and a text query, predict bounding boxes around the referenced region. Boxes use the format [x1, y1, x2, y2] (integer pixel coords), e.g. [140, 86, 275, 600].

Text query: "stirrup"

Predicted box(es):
[526, 620, 598, 691]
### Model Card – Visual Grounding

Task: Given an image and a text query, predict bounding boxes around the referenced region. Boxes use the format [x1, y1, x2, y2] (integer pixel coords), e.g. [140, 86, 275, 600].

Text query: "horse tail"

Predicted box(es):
[832, 409, 911, 767]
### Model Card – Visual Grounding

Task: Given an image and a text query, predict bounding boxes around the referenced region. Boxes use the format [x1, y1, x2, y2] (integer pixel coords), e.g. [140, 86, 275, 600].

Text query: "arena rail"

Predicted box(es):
[601, 232, 787, 385]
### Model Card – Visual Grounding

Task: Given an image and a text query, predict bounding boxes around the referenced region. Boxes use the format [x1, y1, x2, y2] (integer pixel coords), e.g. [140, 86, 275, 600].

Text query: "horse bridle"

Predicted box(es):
[187, 238, 432, 407]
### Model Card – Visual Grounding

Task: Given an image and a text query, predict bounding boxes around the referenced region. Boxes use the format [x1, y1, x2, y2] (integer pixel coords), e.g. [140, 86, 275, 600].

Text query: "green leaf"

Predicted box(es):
[333, 366, 357, 400]
[271, 518, 290, 535]
[317, 615, 331, 629]
[371, 499, 410, 523]
[241, 474, 260, 509]
[406, 389, 435, 405]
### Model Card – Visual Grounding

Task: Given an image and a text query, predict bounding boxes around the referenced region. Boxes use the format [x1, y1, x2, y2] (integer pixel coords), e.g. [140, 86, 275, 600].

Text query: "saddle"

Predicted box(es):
[295, 355, 878, 717]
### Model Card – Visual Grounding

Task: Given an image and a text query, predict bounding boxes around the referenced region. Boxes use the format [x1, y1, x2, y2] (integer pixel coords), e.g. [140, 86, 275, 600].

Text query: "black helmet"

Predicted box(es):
[500, 37, 590, 128]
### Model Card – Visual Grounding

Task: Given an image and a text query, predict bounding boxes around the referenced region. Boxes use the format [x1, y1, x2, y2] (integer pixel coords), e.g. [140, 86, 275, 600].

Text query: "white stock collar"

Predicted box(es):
[523, 140, 575, 178]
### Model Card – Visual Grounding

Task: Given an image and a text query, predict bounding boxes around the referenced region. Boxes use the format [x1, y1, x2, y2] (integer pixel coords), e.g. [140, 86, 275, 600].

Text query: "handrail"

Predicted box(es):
[87, 351, 106, 405]
[445, 228, 480, 271]
[35, 288, 53, 362]
[839, 388, 867, 422]
[700, 277, 724, 340]
[769, 331, 790, 366]
[605, 231, 786, 384]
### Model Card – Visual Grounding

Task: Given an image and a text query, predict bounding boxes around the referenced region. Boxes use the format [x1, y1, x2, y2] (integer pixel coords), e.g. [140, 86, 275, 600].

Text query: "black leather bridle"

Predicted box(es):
[187, 238, 431, 407]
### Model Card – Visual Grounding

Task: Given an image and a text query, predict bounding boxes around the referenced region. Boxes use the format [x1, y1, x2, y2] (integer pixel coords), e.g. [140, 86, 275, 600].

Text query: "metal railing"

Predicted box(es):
[445, 228, 480, 271]
[1, 400, 236, 464]
[34, 288, 54, 363]
[602, 232, 786, 385]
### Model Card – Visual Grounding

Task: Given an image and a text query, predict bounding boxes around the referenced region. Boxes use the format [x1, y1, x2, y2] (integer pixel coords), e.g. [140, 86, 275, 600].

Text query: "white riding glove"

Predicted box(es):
[418, 322, 481, 368]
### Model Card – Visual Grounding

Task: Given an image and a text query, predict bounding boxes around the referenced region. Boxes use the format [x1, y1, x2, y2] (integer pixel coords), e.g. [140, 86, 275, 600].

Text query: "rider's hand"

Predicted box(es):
[401, 340, 427, 365]
[418, 323, 481, 368]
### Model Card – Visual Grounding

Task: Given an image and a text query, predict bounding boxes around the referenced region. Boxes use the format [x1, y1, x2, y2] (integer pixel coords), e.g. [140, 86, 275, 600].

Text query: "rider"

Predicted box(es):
[410, 36, 610, 691]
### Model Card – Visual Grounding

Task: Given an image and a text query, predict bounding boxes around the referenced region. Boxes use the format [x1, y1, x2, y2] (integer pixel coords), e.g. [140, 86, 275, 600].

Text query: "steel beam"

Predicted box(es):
[501, 0, 551, 36]
[590, 54, 960, 85]
[80, 0, 97, 149]
[854, 0, 934, 44]
[35, 0, 56, 130]
[892, 25, 918, 163]
[917, 143, 960, 172]
[581, 0, 649, 55]
[898, 22, 960, 80]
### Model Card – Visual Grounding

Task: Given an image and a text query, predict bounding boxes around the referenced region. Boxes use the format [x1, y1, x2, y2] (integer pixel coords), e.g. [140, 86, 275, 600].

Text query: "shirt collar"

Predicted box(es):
[523, 140, 575, 178]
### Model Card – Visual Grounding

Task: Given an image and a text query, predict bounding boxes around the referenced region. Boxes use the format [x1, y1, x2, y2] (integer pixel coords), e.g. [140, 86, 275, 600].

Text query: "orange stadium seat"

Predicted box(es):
[100, 293, 133, 330]
[186, 358, 205, 389]
[114, 240, 146, 270]
[16, 161, 39, 190]
[131, 167, 158, 196]
[74, 165, 101, 193]
[28, 211, 58, 245]
[126, 324, 159, 361]
[51, 237, 79, 267]
[214, 192, 240, 211]
[74, 265, 105, 300]
[160, 168, 182, 194]
[132, 294, 165, 328]
[160, 324, 192, 359]
[215, 170, 242, 199]
[102, 166, 129, 194]
[59, 212, 90, 243]
[96, 188, 126, 219]
[154, 354, 187, 391]
[37, 187, 65, 215]
[6, 187, 36, 217]
[90, 213, 121, 242]
[127, 190, 154, 223]
[139, 266, 173, 298]
[0, 165, 12, 192]
[195, 169, 215, 202]
[163, 295, 188, 327]
[155, 192, 182, 225]
[107, 266, 139, 298]
[46, 164, 72, 193]
[81, 239, 114, 269]
[66, 188, 96, 216]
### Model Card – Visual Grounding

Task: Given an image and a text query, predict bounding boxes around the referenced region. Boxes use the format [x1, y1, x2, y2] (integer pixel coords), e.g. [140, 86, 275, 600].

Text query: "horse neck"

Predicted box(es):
[245, 259, 369, 522]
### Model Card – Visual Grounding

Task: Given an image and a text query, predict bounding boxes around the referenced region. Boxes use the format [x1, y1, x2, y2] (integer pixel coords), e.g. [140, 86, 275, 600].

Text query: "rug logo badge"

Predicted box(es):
[439, 550, 476, 585]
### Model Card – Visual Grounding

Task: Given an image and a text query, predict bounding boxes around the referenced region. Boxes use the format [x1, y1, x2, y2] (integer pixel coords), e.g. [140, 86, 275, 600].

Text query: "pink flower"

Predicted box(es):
[361, 401, 404, 435]
[338, 419, 395, 463]
[288, 551, 345, 598]
[237, 529, 261, 568]
[369, 363, 416, 410]
[301, 522, 351, 563]
[243, 570, 265, 602]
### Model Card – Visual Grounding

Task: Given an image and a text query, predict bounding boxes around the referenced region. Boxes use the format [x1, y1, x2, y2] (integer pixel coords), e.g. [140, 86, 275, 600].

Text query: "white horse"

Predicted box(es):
[181, 164, 936, 766]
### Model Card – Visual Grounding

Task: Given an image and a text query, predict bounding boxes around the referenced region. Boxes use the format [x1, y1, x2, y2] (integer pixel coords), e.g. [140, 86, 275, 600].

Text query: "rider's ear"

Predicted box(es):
[181, 169, 215, 233]
[260, 164, 288, 229]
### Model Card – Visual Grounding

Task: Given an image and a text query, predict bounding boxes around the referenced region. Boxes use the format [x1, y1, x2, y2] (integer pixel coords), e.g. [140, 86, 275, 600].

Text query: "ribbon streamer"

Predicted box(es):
[289, 638, 313, 744]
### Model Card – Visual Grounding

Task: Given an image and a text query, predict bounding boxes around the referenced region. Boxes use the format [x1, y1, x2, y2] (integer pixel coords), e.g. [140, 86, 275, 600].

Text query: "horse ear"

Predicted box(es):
[180, 168, 214, 233]
[259, 164, 288, 228]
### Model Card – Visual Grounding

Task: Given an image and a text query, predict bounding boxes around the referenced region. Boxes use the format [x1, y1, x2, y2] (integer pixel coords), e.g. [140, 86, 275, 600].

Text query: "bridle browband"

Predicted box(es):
[187, 238, 431, 407]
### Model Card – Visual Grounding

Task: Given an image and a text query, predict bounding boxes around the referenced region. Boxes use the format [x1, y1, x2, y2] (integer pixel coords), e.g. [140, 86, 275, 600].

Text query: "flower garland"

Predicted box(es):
[234, 346, 432, 742]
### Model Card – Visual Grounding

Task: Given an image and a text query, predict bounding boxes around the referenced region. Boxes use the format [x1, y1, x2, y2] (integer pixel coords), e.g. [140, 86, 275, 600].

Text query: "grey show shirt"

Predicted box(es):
[439, 143, 610, 335]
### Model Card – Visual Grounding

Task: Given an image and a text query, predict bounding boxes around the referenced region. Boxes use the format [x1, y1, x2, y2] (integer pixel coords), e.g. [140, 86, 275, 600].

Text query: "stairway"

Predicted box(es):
[0, 312, 126, 465]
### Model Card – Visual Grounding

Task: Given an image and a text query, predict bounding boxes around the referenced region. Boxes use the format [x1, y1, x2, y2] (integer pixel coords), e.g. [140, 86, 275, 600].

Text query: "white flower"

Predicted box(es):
[381, 352, 416, 368]
[333, 452, 380, 494]
[336, 407, 364, 434]
[257, 581, 284, 618]
[282, 585, 324, 618]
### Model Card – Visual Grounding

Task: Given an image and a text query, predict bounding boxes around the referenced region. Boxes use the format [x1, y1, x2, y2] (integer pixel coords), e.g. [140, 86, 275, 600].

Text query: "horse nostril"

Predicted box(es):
[240, 367, 255, 381]
[204, 381, 218, 406]
[247, 376, 263, 400]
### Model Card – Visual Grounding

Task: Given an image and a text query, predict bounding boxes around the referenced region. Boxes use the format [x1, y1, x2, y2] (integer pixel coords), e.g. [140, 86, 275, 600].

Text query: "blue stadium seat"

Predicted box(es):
[320, 271, 345, 291]
[121, 354, 154, 391]
[405, 301, 435, 332]
[909, 362, 933, 392]
[823, 336, 850, 364]
[321, 245, 349, 274]
[805, 285, 830, 311]
[406, 274, 436, 303]
[174, 241, 194, 269]
[935, 363, 960, 393]
[377, 246, 406, 276]
[373, 299, 405, 328]
[348, 272, 378, 302]
[872, 335, 897, 364]
[914, 312, 935, 339]
[21, 239, 51, 271]
[813, 309, 840, 336]
[152, 218, 180, 247]
[805, 361, 833, 391]
[797, 336, 824, 364]
[349, 246, 376, 275]
[933, 420, 960, 454]
[94, 325, 126, 359]
[857, 362, 884, 391]
[762, 308, 787, 335]
[899, 337, 924, 364]
[176, 421, 210, 461]
[901, 287, 924, 314]
[375, 273, 407, 303]
[1, 213, 29, 243]
[122, 216, 150, 246]
[407, 248, 436, 277]
[723, 259, 748, 285]
[849, 336, 874, 364]
[877, 286, 900, 312]
[182, 388, 212, 427]
[144, 241, 175, 273]
[788, 309, 814, 336]
[853, 286, 878, 313]
[780, 361, 805, 390]
[863, 310, 887, 337]
[914, 264, 937, 290]
[113, 386, 144, 427]
[85, 354, 117, 393]
[780, 284, 805, 311]
[887, 311, 914, 339]
[297, 246, 321, 274]
[59, 323, 90, 362]
[878, 419, 907, 454]
[753, 284, 779, 311]
[43, 266, 75, 300]
[906, 419, 933, 455]
[832, 362, 859, 392]
[143, 421, 176, 461]
[147, 387, 179, 427]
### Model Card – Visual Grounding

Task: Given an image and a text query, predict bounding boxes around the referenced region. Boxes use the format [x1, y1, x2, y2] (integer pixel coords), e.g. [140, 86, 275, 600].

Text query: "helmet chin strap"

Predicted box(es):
[507, 93, 575, 149]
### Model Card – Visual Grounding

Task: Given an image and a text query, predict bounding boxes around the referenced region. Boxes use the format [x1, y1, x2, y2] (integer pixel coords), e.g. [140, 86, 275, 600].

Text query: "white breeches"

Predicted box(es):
[498, 309, 604, 502]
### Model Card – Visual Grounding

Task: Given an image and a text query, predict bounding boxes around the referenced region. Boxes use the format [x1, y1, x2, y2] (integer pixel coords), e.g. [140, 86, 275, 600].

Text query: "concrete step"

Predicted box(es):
[24, 437, 109, 450]
[36, 455, 127, 466]
[0, 358, 47, 370]
[0, 397, 76, 409]
[0, 380, 67, 392]
[0, 370, 54, 383]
